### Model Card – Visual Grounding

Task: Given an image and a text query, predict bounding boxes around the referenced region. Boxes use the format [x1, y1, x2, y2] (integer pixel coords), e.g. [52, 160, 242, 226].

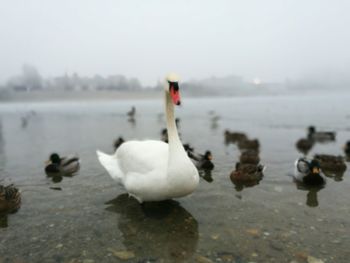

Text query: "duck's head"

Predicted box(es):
[309, 160, 321, 175]
[49, 153, 61, 164]
[204, 151, 213, 161]
[165, 73, 181, 106]
[308, 126, 316, 135]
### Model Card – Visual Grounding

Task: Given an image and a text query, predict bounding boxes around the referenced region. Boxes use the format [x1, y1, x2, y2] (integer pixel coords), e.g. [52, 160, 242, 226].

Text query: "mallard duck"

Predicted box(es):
[307, 126, 336, 142]
[314, 154, 346, 172]
[0, 185, 21, 214]
[295, 138, 314, 155]
[187, 150, 214, 171]
[45, 153, 80, 176]
[224, 130, 248, 144]
[238, 139, 260, 151]
[230, 162, 264, 183]
[239, 150, 260, 165]
[114, 137, 125, 151]
[294, 158, 325, 186]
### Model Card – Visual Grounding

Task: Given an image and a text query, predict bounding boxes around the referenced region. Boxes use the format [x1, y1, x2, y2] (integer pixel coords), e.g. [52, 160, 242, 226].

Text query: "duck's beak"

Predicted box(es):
[312, 167, 320, 174]
[45, 160, 51, 165]
[208, 154, 213, 161]
[170, 83, 181, 106]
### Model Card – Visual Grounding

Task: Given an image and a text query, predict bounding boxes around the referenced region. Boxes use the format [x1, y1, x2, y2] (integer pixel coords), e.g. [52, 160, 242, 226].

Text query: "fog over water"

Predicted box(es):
[1, 0, 350, 86]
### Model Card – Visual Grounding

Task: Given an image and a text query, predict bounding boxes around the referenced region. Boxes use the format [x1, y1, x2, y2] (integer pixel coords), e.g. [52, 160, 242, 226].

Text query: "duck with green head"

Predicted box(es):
[45, 153, 80, 176]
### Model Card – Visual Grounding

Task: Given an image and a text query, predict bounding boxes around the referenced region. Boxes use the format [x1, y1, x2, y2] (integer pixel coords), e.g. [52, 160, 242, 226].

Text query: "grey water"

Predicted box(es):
[0, 93, 350, 263]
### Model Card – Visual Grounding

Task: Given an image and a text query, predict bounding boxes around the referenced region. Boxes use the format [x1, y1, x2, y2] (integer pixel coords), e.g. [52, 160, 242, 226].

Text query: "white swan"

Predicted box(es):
[96, 74, 199, 202]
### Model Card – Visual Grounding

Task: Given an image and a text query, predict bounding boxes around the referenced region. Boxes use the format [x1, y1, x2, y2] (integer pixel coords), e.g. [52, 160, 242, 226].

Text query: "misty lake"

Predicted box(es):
[0, 93, 350, 263]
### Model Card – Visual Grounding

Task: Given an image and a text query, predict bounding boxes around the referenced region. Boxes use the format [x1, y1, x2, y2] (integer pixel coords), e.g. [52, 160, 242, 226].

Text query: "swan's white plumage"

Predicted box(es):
[97, 74, 199, 202]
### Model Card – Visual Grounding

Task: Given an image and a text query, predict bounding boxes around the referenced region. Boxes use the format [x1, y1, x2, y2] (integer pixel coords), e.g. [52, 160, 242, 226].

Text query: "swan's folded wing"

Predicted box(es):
[97, 150, 123, 181]
[116, 140, 168, 175]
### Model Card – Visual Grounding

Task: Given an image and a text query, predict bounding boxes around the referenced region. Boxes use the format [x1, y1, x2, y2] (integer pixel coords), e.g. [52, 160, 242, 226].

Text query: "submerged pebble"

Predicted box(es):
[195, 255, 214, 263]
[307, 256, 325, 263]
[107, 249, 135, 260]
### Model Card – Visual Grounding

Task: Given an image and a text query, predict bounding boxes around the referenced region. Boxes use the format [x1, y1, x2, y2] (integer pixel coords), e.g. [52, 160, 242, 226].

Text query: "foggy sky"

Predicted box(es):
[0, 0, 349, 86]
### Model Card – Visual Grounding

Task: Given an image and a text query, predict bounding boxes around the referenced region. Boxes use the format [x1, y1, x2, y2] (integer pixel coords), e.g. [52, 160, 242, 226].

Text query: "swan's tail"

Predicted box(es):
[96, 150, 123, 182]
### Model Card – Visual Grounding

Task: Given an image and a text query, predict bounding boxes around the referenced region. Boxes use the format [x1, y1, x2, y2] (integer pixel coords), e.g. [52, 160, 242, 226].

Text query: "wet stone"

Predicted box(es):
[246, 228, 260, 237]
[107, 249, 135, 260]
[269, 241, 284, 252]
[307, 256, 325, 263]
[195, 255, 214, 263]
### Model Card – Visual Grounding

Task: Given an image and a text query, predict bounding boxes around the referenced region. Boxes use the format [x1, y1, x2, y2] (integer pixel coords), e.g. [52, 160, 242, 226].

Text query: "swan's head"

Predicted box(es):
[165, 73, 181, 106]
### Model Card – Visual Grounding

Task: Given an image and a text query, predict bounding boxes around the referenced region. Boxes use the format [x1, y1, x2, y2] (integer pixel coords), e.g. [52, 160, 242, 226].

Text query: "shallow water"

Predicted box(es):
[0, 93, 350, 263]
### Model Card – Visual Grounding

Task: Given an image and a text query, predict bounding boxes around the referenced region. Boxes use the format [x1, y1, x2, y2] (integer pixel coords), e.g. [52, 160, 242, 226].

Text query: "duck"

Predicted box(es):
[307, 126, 336, 142]
[238, 138, 260, 151]
[230, 162, 264, 184]
[97, 74, 199, 203]
[239, 150, 260, 165]
[295, 137, 314, 155]
[344, 141, 350, 157]
[114, 137, 125, 151]
[187, 150, 214, 171]
[313, 154, 347, 174]
[161, 128, 168, 143]
[127, 106, 136, 118]
[45, 153, 80, 176]
[0, 185, 21, 214]
[224, 130, 248, 144]
[294, 158, 326, 186]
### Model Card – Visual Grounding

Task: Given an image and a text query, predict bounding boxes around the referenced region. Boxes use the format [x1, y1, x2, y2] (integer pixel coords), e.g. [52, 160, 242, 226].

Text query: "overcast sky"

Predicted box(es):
[0, 0, 349, 85]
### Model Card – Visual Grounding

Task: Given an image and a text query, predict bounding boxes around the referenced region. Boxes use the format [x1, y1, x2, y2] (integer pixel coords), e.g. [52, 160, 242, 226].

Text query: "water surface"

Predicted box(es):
[0, 93, 350, 262]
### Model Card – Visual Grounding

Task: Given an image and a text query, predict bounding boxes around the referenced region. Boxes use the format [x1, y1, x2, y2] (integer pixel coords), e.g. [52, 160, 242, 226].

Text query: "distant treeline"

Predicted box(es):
[1, 65, 144, 92]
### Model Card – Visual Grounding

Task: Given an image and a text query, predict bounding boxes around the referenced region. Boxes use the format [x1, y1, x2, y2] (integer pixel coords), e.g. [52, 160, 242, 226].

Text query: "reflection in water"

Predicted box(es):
[295, 182, 324, 208]
[105, 194, 198, 262]
[200, 170, 213, 183]
[0, 214, 8, 228]
[128, 116, 136, 127]
[46, 171, 77, 184]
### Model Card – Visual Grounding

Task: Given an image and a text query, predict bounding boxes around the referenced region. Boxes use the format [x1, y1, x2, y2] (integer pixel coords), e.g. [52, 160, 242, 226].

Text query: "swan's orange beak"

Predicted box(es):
[170, 84, 181, 106]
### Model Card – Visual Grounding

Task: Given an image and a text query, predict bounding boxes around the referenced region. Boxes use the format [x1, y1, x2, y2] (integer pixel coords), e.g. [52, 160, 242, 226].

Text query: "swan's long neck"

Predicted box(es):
[165, 91, 182, 149]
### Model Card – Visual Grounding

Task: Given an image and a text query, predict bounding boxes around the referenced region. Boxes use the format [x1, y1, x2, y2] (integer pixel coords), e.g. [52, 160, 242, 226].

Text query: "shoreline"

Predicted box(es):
[0, 89, 348, 103]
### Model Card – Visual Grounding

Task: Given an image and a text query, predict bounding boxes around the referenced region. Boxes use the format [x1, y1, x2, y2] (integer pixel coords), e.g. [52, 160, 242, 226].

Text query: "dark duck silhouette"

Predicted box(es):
[224, 130, 248, 144]
[238, 138, 260, 151]
[307, 126, 336, 142]
[127, 106, 136, 118]
[230, 162, 264, 186]
[0, 185, 21, 214]
[294, 158, 326, 186]
[239, 150, 260, 165]
[344, 141, 350, 160]
[313, 154, 347, 177]
[45, 153, 80, 176]
[187, 150, 214, 171]
[113, 137, 125, 151]
[295, 137, 314, 155]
